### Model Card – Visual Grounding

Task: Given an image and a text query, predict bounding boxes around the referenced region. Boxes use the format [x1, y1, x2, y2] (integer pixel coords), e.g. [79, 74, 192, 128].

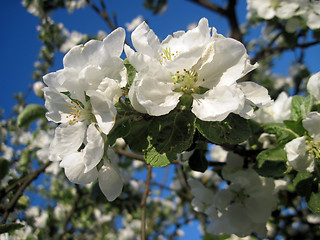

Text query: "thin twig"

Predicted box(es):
[140, 165, 152, 240]
[86, 0, 117, 30]
[0, 161, 51, 224]
[188, 0, 226, 15]
[58, 185, 82, 240]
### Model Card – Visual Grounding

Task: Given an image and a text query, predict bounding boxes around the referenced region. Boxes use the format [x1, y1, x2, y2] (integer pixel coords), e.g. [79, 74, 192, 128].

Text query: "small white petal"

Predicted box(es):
[49, 122, 86, 161]
[238, 82, 272, 107]
[60, 152, 98, 184]
[303, 112, 320, 142]
[98, 162, 123, 201]
[192, 85, 244, 121]
[83, 123, 104, 173]
[307, 72, 320, 101]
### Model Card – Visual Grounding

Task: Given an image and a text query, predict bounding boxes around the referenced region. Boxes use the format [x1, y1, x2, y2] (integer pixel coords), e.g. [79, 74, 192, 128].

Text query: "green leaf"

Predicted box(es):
[283, 120, 306, 136]
[293, 172, 316, 198]
[0, 223, 24, 234]
[263, 123, 299, 143]
[107, 116, 133, 146]
[149, 110, 195, 155]
[291, 95, 312, 121]
[17, 104, 47, 127]
[124, 117, 151, 154]
[308, 189, 320, 215]
[195, 114, 250, 145]
[254, 145, 288, 177]
[124, 59, 136, 87]
[0, 158, 10, 181]
[188, 149, 208, 172]
[144, 145, 176, 167]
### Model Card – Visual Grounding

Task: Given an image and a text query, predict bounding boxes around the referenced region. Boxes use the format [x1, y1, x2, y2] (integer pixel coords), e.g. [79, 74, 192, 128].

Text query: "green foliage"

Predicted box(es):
[17, 104, 47, 128]
[254, 145, 288, 177]
[195, 114, 251, 145]
[308, 190, 320, 215]
[0, 158, 10, 181]
[263, 122, 299, 143]
[123, 60, 136, 87]
[291, 95, 312, 121]
[188, 148, 208, 172]
[0, 223, 24, 234]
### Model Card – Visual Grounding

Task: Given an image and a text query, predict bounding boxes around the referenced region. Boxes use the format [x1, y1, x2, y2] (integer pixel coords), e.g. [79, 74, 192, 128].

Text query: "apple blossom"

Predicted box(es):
[284, 112, 320, 172]
[307, 72, 320, 102]
[125, 18, 271, 121]
[43, 27, 126, 201]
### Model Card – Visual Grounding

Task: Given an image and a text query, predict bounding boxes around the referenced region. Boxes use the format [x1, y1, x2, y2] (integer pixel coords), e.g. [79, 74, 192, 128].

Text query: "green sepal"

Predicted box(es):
[17, 104, 47, 127]
[195, 114, 251, 145]
[254, 144, 288, 177]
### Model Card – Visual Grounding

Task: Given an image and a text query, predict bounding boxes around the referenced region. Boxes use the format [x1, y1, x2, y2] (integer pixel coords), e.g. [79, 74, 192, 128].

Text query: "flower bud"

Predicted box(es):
[33, 81, 45, 97]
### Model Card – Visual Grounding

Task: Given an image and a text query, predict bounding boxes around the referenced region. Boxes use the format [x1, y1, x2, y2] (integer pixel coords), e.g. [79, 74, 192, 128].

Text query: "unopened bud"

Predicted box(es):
[33, 81, 45, 97]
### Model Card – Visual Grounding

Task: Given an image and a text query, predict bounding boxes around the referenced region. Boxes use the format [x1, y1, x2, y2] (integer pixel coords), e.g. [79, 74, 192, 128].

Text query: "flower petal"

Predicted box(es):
[86, 90, 117, 135]
[303, 112, 320, 142]
[60, 152, 98, 184]
[98, 161, 123, 201]
[192, 85, 244, 121]
[83, 123, 104, 173]
[49, 122, 86, 161]
[238, 82, 272, 107]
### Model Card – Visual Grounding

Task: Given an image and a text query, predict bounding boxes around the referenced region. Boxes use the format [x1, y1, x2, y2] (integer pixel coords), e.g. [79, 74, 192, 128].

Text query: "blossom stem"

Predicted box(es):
[140, 165, 152, 240]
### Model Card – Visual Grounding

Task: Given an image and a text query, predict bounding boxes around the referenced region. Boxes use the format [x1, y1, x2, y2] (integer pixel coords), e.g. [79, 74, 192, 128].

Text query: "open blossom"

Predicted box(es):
[307, 72, 320, 102]
[254, 91, 292, 124]
[189, 153, 277, 237]
[284, 112, 320, 173]
[43, 27, 126, 201]
[125, 18, 271, 121]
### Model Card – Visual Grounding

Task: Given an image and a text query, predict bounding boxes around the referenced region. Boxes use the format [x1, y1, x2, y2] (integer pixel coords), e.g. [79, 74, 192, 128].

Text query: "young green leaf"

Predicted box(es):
[17, 104, 47, 128]
[291, 95, 312, 121]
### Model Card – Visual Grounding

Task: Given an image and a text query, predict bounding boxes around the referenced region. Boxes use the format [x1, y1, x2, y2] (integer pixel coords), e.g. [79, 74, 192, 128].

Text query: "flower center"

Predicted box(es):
[306, 139, 320, 159]
[231, 188, 250, 205]
[171, 69, 206, 94]
[158, 48, 180, 64]
[66, 99, 94, 125]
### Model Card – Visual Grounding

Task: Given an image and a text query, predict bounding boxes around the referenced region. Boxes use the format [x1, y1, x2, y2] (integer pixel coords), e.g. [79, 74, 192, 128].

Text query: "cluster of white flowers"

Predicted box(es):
[125, 18, 271, 121]
[43, 28, 126, 201]
[189, 152, 277, 237]
[247, 0, 320, 30]
[284, 73, 320, 173]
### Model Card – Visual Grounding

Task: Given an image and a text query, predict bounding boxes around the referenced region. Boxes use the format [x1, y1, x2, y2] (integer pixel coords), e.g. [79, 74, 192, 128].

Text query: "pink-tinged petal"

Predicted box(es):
[86, 90, 116, 135]
[238, 82, 272, 107]
[192, 85, 244, 121]
[98, 161, 123, 201]
[83, 123, 104, 173]
[60, 152, 98, 184]
[48, 122, 86, 161]
[131, 21, 161, 58]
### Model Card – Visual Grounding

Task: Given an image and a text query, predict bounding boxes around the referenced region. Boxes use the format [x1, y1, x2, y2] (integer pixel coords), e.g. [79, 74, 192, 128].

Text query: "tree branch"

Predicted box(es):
[140, 165, 152, 240]
[86, 0, 117, 30]
[188, 0, 226, 15]
[0, 161, 51, 224]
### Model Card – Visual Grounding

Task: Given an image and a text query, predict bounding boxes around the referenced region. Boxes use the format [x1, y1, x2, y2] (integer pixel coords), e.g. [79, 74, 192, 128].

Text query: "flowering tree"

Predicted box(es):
[1, 0, 320, 239]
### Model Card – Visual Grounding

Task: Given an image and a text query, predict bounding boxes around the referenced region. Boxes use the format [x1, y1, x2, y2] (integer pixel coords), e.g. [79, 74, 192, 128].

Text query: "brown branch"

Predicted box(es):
[188, 0, 226, 15]
[58, 185, 82, 240]
[0, 161, 51, 224]
[140, 165, 152, 240]
[225, 0, 242, 41]
[86, 0, 117, 30]
[113, 148, 145, 161]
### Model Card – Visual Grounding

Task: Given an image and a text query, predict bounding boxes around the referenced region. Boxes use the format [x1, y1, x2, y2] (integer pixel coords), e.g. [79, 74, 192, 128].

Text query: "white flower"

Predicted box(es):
[247, 0, 299, 20]
[206, 169, 276, 237]
[307, 72, 320, 102]
[125, 18, 270, 121]
[43, 27, 126, 201]
[284, 112, 320, 173]
[254, 91, 292, 123]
